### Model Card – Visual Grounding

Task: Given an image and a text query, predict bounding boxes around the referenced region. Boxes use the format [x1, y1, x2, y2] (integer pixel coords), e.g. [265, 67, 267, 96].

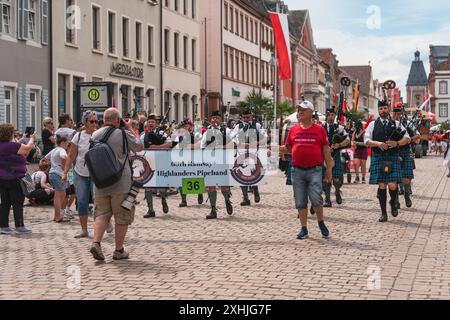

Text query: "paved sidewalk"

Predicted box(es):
[0, 155, 449, 300]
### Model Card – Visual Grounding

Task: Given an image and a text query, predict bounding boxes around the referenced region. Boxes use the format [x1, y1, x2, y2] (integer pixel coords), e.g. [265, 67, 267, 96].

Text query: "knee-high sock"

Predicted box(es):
[323, 182, 331, 202]
[378, 189, 387, 215]
[222, 190, 231, 202]
[389, 189, 398, 204]
[208, 191, 217, 207]
[404, 184, 411, 195]
[241, 186, 249, 200]
[179, 187, 186, 202]
[253, 186, 259, 194]
[145, 191, 153, 211]
[333, 179, 342, 193]
[160, 189, 167, 200]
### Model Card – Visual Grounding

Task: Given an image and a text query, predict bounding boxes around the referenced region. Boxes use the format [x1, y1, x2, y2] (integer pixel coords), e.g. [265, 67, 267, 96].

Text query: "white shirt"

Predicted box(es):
[364, 119, 410, 144]
[32, 171, 47, 187]
[231, 121, 266, 146]
[45, 147, 68, 177]
[324, 123, 349, 139]
[71, 131, 92, 177]
[201, 126, 232, 149]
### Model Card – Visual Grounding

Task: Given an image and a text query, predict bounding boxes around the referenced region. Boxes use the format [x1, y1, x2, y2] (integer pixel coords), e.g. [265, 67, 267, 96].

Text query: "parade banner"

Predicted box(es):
[131, 149, 270, 188]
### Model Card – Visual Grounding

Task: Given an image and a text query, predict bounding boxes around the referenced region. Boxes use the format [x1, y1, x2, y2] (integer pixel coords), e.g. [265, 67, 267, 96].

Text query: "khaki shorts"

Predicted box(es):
[94, 194, 135, 226]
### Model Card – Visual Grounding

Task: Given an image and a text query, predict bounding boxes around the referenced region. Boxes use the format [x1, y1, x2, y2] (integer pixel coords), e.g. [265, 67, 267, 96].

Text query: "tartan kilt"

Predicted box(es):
[332, 152, 343, 178]
[399, 148, 414, 180]
[369, 154, 402, 185]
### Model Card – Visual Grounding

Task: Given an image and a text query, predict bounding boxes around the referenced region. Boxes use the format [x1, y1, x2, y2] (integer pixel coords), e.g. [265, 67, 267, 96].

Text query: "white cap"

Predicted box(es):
[297, 100, 315, 111]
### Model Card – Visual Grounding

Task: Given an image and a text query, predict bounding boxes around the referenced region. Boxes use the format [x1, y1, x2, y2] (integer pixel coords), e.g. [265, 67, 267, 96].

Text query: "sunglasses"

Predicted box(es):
[88, 120, 99, 124]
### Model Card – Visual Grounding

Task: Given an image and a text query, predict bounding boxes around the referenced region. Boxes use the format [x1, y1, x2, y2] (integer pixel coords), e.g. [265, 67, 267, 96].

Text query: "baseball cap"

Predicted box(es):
[297, 100, 315, 111]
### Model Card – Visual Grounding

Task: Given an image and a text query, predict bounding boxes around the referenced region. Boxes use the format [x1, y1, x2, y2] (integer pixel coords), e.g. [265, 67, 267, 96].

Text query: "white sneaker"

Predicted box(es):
[65, 208, 74, 219]
[106, 221, 114, 234]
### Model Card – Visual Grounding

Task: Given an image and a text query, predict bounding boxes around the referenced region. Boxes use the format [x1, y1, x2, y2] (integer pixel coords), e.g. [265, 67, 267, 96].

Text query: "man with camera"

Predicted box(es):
[364, 101, 410, 223]
[89, 108, 144, 261]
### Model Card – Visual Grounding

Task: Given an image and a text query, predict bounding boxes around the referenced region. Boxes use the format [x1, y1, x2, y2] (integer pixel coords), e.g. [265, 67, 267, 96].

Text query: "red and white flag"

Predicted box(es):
[269, 12, 292, 80]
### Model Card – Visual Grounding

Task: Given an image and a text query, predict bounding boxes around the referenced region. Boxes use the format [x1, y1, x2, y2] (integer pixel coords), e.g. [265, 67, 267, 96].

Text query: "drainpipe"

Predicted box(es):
[160, 2, 163, 114]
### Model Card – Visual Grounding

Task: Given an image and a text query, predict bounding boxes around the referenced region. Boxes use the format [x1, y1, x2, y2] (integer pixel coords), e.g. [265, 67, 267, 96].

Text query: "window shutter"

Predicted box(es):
[23, 0, 29, 39]
[41, 0, 48, 44]
[0, 1, 3, 34]
[17, 0, 23, 39]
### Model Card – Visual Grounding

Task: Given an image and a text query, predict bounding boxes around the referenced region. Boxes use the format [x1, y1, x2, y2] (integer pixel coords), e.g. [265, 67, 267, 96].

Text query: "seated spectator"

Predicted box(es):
[28, 163, 54, 206]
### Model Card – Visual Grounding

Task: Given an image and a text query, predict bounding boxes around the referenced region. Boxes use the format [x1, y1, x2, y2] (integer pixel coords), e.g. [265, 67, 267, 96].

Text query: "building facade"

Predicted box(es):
[0, 0, 51, 135]
[162, 0, 201, 122]
[52, 0, 160, 121]
[406, 51, 428, 109]
[429, 45, 450, 122]
[340, 65, 377, 115]
[200, 0, 275, 119]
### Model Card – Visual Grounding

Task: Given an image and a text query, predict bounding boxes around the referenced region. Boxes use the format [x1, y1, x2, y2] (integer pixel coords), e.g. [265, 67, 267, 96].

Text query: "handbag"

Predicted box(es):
[19, 173, 36, 196]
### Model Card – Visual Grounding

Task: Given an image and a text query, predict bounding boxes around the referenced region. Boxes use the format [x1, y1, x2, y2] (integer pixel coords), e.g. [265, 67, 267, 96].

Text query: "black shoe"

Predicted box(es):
[254, 191, 261, 203]
[179, 201, 187, 208]
[310, 207, 315, 215]
[405, 194, 412, 208]
[226, 200, 233, 216]
[206, 207, 217, 220]
[324, 202, 332, 208]
[379, 214, 388, 223]
[390, 201, 399, 217]
[198, 194, 204, 205]
[336, 191, 342, 205]
[399, 190, 405, 196]
[143, 210, 156, 219]
[162, 199, 169, 214]
[240, 199, 251, 206]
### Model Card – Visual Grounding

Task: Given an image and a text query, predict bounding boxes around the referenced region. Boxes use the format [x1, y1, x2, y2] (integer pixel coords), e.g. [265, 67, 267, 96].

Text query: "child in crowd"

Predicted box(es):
[29, 162, 54, 206]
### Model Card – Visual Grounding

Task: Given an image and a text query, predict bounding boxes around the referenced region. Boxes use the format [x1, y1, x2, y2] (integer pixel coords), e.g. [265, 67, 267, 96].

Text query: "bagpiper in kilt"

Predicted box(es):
[322, 107, 351, 207]
[392, 105, 419, 208]
[365, 100, 411, 223]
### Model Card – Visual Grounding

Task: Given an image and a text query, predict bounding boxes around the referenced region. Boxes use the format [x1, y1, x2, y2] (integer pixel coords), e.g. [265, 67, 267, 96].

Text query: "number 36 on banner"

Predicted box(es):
[182, 178, 206, 195]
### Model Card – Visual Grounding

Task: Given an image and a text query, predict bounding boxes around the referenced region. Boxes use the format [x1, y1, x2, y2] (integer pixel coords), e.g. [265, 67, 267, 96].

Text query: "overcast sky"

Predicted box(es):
[283, 0, 450, 93]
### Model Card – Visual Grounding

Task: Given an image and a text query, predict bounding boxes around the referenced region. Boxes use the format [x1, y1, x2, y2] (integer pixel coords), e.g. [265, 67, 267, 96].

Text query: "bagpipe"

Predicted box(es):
[146, 107, 172, 146]
[329, 77, 352, 155]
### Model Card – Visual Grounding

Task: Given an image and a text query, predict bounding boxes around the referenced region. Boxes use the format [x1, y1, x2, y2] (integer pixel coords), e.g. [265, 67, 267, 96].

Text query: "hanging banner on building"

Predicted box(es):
[131, 149, 269, 187]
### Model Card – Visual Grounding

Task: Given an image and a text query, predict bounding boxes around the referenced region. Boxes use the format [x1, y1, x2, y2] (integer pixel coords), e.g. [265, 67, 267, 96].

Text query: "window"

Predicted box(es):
[235, 9, 238, 35]
[245, 16, 248, 40]
[164, 29, 169, 64]
[230, 51, 234, 78]
[250, 59, 254, 84]
[255, 60, 258, 84]
[108, 11, 116, 54]
[250, 19, 253, 42]
[182, 94, 189, 121]
[165, 0, 168, 7]
[164, 91, 172, 120]
[236, 54, 239, 80]
[92, 6, 101, 50]
[146, 88, 155, 113]
[4, 88, 12, 123]
[224, 3, 228, 30]
[173, 93, 180, 123]
[66, 0, 75, 43]
[121, 85, 130, 115]
[241, 56, 244, 81]
[191, 0, 196, 19]
[41, 0, 49, 44]
[439, 81, 448, 95]
[183, 36, 188, 69]
[30, 91, 37, 129]
[0, 0, 11, 34]
[147, 26, 154, 63]
[191, 96, 197, 120]
[122, 17, 129, 57]
[174, 0, 179, 12]
[240, 13, 243, 37]
[136, 22, 142, 60]
[246, 56, 249, 83]
[439, 103, 448, 118]
[229, 6, 233, 33]
[191, 39, 196, 71]
[183, 0, 188, 15]
[224, 48, 228, 77]
[58, 74, 68, 116]
[254, 21, 258, 44]
[174, 32, 179, 67]
[27, 0, 37, 40]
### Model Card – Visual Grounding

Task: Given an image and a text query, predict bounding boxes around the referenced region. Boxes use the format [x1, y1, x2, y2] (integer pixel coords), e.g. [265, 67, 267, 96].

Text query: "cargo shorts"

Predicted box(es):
[94, 194, 135, 225]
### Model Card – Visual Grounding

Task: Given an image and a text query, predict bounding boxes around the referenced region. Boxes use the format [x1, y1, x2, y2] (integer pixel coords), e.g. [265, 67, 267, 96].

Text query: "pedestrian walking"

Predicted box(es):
[285, 101, 333, 240]
[364, 101, 411, 223]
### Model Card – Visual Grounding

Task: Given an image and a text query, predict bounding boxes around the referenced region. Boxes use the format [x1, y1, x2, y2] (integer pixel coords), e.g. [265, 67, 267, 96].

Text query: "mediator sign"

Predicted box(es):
[131, 149, 269, 187]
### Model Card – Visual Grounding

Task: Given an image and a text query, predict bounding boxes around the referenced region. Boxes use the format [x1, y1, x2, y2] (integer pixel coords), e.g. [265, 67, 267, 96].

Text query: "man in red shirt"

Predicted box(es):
[286, 101, 333, 240]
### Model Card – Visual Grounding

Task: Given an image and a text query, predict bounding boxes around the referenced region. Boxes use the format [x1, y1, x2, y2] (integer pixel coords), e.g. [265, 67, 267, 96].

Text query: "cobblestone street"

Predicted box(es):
[1, 155, 449, 300]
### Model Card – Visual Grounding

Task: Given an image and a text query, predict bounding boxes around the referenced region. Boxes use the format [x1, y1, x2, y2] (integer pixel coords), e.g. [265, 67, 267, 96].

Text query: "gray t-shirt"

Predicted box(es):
[91, 126, 143, 196]
[45, 147, 68, 177]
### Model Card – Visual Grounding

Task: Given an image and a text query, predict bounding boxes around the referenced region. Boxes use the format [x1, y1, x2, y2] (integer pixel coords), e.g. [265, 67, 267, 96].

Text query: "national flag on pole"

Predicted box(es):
[269, 12, 292, 80]
[353, 82, 360, 112]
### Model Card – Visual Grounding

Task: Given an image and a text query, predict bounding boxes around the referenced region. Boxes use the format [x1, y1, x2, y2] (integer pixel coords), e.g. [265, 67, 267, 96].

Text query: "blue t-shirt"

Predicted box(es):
[0, 142, 27, 180]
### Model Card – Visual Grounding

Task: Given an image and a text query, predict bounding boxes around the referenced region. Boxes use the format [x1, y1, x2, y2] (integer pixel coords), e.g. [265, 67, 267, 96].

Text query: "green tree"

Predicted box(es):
[238, 90, 273, 118]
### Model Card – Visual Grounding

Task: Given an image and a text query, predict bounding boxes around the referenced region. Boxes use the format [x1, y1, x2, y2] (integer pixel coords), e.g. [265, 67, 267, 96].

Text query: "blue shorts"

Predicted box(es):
[49, 173, 69, 191]
[292, 166, 324, 210]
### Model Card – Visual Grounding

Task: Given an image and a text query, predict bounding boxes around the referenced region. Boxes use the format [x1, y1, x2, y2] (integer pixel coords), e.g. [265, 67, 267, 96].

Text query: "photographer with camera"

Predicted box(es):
[89, 108, 144, 261]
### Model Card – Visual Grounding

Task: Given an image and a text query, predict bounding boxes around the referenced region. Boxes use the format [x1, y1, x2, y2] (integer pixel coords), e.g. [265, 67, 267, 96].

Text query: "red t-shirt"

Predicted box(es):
[285, 124, 329, 168]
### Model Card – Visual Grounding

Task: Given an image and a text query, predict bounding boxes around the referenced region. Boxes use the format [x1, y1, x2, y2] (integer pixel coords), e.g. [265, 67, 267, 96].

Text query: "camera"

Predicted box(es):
[121, 182, 141, 211]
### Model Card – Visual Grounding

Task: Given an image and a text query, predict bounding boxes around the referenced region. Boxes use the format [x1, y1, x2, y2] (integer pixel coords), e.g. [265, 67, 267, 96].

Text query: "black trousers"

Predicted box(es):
[0, 179, 25, 228]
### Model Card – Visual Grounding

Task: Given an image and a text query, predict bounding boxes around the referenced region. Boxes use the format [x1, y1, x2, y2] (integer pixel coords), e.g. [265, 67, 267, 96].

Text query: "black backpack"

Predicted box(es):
[85, 126, 129, 189]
